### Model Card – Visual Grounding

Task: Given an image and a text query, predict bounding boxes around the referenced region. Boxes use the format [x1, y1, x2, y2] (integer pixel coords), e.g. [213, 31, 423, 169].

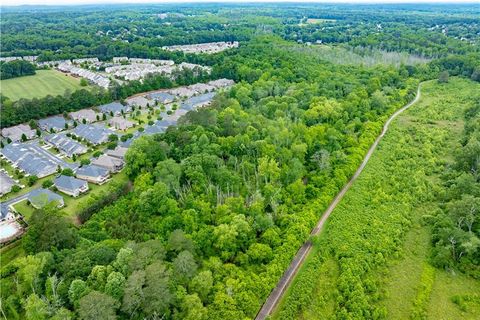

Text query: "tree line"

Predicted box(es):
[0, 60, 36, 79]
[0, 67, 212, 129]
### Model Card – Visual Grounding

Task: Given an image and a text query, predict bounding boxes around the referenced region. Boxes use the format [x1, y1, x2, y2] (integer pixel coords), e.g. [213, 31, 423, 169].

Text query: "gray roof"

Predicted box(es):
[91, 154, 124, 170]
[45, 133, 87, 157]
[73, 124, 114, 145]
[1, 124, 36, 142]
[54, 175, 87, 192]
[208, 78, 234, 88]
[106, 146, 128, 159]
[141, 116, 180, 136]
[27, 188, 64, 208]
[147, 92, 175, 103]
[98, 102, 130, 115]
[69, 109, 99, 123]
[1, 143, 58, 177]
[0, 171, 16, 195]
[181, 92, 215, 111]
[76, 164, 109, 179]
[126, 96, 151, 108]
[39, 116, 68, 131]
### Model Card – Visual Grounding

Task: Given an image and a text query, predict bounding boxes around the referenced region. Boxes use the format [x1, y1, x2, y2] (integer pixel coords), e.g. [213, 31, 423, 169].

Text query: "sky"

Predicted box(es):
[1, 0, 478, 6]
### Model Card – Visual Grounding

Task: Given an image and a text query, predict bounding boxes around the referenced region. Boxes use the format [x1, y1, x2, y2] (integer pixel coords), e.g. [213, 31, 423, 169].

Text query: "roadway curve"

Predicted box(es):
[255, 84, 423, 320]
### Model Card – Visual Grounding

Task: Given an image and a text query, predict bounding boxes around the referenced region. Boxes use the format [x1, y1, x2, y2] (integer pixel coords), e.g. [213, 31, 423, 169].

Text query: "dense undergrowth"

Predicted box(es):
[274, 78, 480, 319]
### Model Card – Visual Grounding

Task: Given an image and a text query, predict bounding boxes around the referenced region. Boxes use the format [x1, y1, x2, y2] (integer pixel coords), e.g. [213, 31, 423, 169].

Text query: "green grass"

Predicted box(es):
[12, 200, 36, 222]
[272, 77, 480, 319]
[61, 171, 128, 219]
[428, 271, 480, 319]
[0, 69, 87, 101]
[380, 206, 432, 319]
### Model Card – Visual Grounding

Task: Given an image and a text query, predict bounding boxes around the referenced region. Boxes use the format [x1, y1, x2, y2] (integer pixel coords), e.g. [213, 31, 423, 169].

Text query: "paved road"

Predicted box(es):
[255, 84, 422, 320]
[0, 189, 37, 218]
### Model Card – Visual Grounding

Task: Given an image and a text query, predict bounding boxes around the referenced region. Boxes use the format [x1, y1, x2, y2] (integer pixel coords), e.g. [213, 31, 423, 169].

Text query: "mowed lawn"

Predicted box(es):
[0, 69, 86, 101]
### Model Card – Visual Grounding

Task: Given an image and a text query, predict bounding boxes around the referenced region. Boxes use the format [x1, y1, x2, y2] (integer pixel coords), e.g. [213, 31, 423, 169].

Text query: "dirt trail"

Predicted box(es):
[255, 84, 423, 320]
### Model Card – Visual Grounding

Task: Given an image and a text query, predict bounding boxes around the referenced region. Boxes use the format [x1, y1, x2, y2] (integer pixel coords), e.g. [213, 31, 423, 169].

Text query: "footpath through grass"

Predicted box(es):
[0, 69, 86, 101]
[272, 77, 480, 320]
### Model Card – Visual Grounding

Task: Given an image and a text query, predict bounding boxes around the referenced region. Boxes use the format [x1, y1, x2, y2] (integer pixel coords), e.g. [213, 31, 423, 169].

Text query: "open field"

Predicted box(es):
[272, 78, 480, 319]
[0, 70, 86, 101]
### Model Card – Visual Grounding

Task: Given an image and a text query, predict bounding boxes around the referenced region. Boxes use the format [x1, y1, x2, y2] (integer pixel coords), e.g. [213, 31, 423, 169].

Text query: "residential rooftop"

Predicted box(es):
[73, 124, 114, 145]
[28, 188, 64, 209]
[1, 124, 36, 142]
[38, 116, 69, 132]
[98, 102, 131, 115]
[44, 133, 87, 157]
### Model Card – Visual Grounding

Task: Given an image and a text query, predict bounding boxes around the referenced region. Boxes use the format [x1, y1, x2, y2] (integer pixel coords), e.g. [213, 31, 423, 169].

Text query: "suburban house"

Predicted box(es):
[208, 78, 235, 89]
[0, 204, 15, 222]
[181, 92, 215, 111]
[91, 154, 124, 173]
[162, 41, 239, 54]
[1, 124, 36, 142]
[44, 133, 88, 158]
[58, 62, 110, 88]
[27, 188, 64, 209]
[146, 92, 175, 104]
[73, 124, 114, 145]
[168, 87, 197, 99]
[106, 146, 129, 159]
[187, 83, 215, 94]
[0, 170, 16, 196]
[54, 175, 89, 197]
[109, 116, 134, 131]
[126, 96, 151, 109]
[98, 102, 131, 116]
[73, 57, 99, 64]
[38, 116, 69, 133]
[113, 56, 128, 63]
[69, 109, 100, 123]
[1, 143, 58, 178]
[75, 164, 110, 184]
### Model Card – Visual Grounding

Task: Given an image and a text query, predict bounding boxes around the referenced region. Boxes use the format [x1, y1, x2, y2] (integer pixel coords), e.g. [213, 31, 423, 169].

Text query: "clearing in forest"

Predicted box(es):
[272, 77, 480, 320]
[0, 69, 87, 101]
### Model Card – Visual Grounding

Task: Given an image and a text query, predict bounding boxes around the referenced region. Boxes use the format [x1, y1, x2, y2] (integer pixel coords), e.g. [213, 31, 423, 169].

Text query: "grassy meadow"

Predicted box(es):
[0, 69, 86, 101]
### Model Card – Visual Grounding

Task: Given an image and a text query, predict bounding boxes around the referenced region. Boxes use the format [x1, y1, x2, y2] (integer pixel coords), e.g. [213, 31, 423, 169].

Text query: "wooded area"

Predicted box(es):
[0, 3, 479, 320]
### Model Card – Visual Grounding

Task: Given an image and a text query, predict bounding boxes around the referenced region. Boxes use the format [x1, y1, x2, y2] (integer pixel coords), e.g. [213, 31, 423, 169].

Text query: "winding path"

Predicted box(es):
[255, 84, 423, 320]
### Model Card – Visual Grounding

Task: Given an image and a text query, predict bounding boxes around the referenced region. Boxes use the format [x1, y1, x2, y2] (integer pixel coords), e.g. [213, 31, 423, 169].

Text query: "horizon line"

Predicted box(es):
[2, 0, 479, 8]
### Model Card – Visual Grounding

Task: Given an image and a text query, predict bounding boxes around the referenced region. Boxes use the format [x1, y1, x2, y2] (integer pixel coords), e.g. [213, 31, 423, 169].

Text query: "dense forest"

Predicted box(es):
[0, 3, 479, 320]
[0, 60, 36, 80]
[432, 98, 480, 277]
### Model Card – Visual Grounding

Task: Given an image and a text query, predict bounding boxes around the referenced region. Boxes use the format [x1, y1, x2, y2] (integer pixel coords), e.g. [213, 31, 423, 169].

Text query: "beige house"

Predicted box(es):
[92, 155, 124, 173]
[1, 124, 36, 142]
[75, 164, 110, 185]
[109, 117, 134, 131]
[69, 109, 100, 123]
[106, 146, 129, 160]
